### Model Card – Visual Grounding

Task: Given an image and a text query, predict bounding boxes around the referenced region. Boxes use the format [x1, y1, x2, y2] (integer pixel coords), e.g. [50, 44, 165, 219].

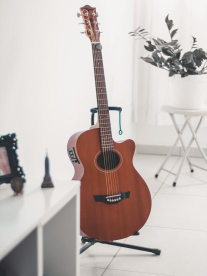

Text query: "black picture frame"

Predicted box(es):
[0, 133, 25, 185]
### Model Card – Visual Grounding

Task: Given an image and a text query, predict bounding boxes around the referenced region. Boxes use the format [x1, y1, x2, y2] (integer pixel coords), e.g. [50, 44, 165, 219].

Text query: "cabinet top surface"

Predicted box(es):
[0, 179, 79, 259]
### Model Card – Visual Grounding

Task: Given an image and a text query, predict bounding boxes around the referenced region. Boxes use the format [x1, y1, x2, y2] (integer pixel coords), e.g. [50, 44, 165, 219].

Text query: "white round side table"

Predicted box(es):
[155, 105, 207, 186]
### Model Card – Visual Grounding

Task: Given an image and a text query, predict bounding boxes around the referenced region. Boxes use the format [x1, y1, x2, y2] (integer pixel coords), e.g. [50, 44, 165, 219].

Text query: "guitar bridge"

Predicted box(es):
[94, 191, 130, 204]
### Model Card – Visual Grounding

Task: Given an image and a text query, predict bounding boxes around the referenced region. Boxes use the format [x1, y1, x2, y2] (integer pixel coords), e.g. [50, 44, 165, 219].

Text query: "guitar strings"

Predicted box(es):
[93, 44, 114, 196]
[97, 44, 120, 197]
[95, 45, 117, 196]
[93, 44, 110, 196]
[93, 44, 120, 197]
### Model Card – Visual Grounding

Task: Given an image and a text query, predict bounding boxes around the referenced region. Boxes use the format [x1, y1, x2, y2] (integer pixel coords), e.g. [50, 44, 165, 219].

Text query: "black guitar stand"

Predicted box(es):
[80, 232, 161, 255]
[80, 107, 161, 256]
[90, 106, 123, 135]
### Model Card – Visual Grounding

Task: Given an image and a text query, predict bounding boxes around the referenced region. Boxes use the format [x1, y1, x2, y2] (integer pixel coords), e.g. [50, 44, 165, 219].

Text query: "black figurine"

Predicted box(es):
[41, 152, 54, 188]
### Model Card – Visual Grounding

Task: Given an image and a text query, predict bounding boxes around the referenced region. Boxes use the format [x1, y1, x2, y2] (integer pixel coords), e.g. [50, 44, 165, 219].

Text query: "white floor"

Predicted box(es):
[80, 154, 207, 276]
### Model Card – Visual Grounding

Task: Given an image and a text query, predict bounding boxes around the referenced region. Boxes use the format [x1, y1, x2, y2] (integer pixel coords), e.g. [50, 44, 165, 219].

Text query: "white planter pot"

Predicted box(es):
[169, 74, 207, 109]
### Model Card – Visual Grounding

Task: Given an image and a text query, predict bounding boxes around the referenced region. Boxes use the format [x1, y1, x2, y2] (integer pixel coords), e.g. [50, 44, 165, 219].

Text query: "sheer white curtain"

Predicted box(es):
[132, 0, 207, 125]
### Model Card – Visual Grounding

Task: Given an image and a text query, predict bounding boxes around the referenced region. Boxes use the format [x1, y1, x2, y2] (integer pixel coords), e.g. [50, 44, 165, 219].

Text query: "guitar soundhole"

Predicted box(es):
[97, 151, 120, 170]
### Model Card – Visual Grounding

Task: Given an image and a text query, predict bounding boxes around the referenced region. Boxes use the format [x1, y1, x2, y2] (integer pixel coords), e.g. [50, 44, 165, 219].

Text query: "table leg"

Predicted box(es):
[155, 118, 188, 178]
[187, 117, 207, 164]
[173, 116, 204, 186]
[170, 114, 193, 172]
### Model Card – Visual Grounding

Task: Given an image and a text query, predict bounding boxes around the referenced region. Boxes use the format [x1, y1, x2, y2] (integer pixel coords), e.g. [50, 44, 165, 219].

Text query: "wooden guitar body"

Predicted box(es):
[68, 128, 151, 241]
[68, 5, 151, 242]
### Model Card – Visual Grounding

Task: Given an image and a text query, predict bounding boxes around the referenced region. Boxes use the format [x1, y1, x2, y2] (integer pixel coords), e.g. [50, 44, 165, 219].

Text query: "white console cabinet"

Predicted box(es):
[0, 179, 80, 276]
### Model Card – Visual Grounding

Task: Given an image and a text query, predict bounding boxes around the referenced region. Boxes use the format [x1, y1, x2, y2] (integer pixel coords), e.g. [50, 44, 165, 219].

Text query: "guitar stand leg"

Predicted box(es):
[80, 237, 161, 256]
[80, 238, 97, 254]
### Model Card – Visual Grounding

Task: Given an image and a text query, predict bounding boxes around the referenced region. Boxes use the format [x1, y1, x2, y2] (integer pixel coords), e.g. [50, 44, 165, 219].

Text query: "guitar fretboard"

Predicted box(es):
[92, 43, 113, 151]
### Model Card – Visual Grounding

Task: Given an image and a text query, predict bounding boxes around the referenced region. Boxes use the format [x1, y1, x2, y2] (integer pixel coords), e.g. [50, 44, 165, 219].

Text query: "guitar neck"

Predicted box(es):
[92, 43, 113, 151]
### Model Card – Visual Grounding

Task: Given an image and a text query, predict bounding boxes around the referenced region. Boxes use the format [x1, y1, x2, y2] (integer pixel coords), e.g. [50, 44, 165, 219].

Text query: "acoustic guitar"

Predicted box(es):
[67, 5, 151, 241]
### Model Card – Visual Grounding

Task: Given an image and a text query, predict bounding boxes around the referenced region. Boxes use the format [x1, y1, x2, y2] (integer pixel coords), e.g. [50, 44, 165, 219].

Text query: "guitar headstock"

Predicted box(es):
[78, 5, 100, 43]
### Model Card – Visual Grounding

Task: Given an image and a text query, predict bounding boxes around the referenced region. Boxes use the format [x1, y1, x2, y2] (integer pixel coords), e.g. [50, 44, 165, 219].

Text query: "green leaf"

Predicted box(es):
[167, 40, 178, 46]
[157, 38, 167, 45]
[193, 48, 207, 62]
[169, 70, 175, 77]
[182, 51, 194, 65]
[165, 14, 174, 31]
[144, 41, 156, 52]
[160, 55, 168, 66]
[134, 27, 140, 32]
[141, 57, 157, 66]
[176, 51, 181, 59]
[192, 36, 197, 48]
[171, 29, 178, 39]
[152, 51, 160, 63]
[161, 47, 175, 57]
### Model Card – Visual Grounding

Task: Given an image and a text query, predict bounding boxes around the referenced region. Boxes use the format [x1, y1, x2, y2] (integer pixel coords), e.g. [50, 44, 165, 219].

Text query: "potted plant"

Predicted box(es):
[130, 15, 207, 109]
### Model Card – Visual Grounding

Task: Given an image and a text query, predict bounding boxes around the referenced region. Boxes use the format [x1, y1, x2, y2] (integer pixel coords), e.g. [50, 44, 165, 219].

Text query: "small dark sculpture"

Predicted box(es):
[11, 177, 24, 195]
[41, 153, 54, 188]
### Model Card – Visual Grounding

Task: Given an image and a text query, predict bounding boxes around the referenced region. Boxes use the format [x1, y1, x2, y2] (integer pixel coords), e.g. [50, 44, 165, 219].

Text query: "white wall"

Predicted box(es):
[0, 0, 134, 182]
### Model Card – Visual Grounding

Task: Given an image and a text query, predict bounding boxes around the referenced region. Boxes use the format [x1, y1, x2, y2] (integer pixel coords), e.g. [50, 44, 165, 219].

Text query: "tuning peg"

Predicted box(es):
[77, 13, 81, 17]
[96, 30, 103, 33]
[80, 31, 85, 34]
[78, 23, 84, 24]
[92, 12, 99, 17]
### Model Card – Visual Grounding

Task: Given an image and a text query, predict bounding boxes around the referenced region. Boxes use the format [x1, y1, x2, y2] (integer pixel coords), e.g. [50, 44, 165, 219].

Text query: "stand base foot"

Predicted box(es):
[191, 169, 194, 173]
[173, 182, 176, 187]
[155, 174, 158, 178]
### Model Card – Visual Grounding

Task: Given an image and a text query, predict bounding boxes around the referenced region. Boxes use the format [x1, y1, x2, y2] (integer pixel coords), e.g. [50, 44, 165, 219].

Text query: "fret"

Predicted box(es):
[100, 144, 112, 147]
[100, 133, 111, 135]
[101, 144, 113, 146]
[92, 44, 114, 152]
[100, 126, 111, 129]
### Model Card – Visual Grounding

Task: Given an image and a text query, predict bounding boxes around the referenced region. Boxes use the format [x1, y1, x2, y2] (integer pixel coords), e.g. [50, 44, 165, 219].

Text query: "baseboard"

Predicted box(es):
[136, 144, 207, 158]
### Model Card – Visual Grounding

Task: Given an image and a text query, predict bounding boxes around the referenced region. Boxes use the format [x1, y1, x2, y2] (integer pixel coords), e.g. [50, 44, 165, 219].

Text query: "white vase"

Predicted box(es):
[169, 74, 207, 109]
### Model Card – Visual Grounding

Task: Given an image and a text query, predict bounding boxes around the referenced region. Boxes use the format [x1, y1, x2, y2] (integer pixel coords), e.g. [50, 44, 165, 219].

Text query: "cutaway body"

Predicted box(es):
[68, 128, 151, 241]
